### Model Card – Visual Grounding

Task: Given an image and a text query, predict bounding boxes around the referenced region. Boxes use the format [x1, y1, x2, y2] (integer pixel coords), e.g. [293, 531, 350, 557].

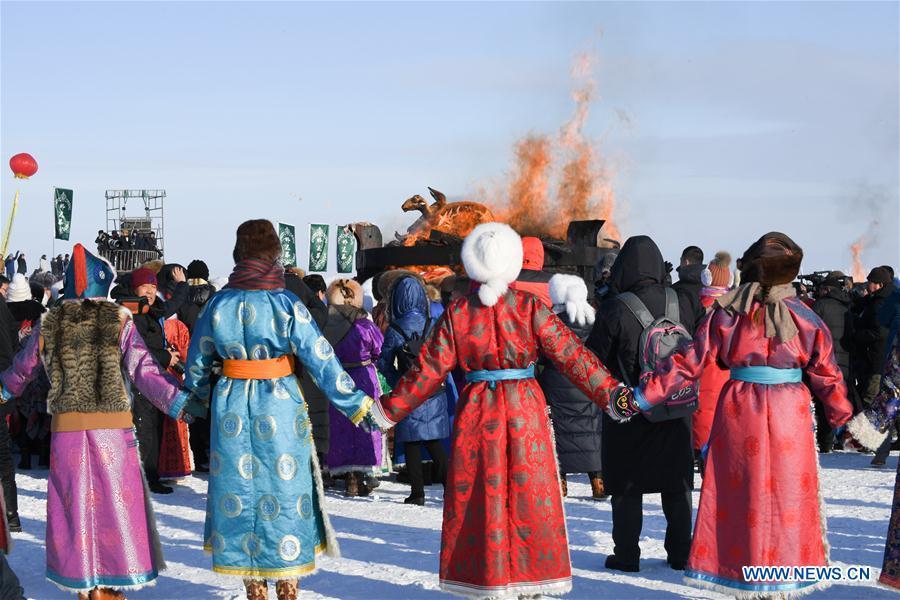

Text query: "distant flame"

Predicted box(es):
[850, 236, 868, 283]
[492, 50, 622, 242]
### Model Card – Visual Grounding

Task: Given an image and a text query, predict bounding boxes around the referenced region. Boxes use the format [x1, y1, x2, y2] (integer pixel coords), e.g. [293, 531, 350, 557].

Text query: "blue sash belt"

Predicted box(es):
[466, 365, 536, 390]
[730, 366, 802, 385]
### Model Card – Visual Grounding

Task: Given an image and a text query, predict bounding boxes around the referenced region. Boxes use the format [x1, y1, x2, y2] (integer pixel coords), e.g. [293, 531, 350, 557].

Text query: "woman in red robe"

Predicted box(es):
[370, 223, 633, 598]
[637, 232, 853, 597]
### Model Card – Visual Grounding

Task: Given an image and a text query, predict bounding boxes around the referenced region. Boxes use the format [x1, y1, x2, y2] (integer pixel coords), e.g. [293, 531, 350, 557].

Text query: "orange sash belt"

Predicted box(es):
[223, 355, 295, 380]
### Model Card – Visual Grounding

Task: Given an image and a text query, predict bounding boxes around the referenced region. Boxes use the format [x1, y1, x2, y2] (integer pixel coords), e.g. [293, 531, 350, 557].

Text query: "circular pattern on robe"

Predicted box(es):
[238, 454, 261, 480]
[209, 451, 222, 476]
[294, 413, 310, 439]
[297, 493, 313, 519]
[198, 336, 217, 356]
[250, 344, 270, 361]
[274, 311, 292, 336]
[224, 342, 248, 360]
[220, 378, 234, 398]
[237, 302, 257, 325]
[273, 380, 292, 400]
[293, 301, 312, 324]
[279, 535, 302, 562]
[242, 533, 263, 558]
[276, 454, 298, 480]
[336, 372, 355, 394]
[221, 413, 243, 438]
[220, 493, 243, 518]
[253, 415, 277, 441]
[209, 532, 226, 554]
[258, 495, 280, 521]
[314, 337, 334, 361]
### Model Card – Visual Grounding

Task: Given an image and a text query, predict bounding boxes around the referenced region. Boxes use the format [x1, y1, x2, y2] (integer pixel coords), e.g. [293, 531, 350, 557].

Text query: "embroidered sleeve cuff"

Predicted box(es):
[633, 386, 653, 411]
[349, 395, 375, 426]
[167, 389, 190, 420]
[370, 398, 397, 431]
[846, 411, 889, 452]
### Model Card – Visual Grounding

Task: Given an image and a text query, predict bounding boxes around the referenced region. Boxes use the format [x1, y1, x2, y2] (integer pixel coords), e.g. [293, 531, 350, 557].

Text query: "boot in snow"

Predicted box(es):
[590, 475, 608, 500]
[560, 474, 567, 497]
[243, 579, 268, 600]
[275, 579, 298, 600]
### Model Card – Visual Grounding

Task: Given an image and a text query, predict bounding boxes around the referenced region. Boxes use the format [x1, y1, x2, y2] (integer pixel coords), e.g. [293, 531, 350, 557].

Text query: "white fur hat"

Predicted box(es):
[461, 222, 523, 307]
[549, 274, 596, 327]
[7, 274, 31, 303]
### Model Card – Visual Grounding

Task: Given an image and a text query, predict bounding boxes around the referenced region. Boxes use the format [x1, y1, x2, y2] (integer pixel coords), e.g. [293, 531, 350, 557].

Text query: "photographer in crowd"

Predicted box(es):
[111, 265, 188, 493]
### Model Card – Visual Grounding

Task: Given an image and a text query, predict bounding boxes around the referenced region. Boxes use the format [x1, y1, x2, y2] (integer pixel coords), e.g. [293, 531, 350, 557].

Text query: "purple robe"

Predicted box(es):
[326, 318, 385, 474]
[0, 314, 184, 592]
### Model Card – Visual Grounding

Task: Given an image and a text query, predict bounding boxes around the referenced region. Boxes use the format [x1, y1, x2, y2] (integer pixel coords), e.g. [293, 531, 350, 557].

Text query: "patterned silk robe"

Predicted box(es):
[378, 290, 619, 598]
[641, 297, 853, 598]
[182, 288, 373, 580]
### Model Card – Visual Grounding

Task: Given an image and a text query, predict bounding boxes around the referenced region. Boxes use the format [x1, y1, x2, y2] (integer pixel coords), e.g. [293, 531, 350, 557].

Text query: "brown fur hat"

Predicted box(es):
[424, 283, 441, 303]
[738, 232, 803, 286]
[327, 278, 364, 309]
[138, 259, 165, 274]
[233, 219, 282, 263]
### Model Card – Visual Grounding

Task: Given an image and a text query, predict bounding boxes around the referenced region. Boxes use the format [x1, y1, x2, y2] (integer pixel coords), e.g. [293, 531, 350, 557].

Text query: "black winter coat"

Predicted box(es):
[853, 283, 894, 377]
[539, 314, 602, 474]
[587, 236, 700, 496]
[284, 273, 331, 456]
[178, 283, 216, 333]
[111, 281, 189, 369]
[812, 288, 852, 371]
[672, 263, 704, 321]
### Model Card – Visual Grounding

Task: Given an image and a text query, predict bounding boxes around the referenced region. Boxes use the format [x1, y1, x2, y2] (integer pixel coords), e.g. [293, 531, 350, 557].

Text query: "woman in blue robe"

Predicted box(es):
[182, 220, 376, 600]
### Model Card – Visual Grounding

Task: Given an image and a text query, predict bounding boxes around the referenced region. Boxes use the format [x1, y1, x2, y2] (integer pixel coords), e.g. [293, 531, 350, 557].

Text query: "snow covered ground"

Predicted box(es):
[8, 451, 898, 599]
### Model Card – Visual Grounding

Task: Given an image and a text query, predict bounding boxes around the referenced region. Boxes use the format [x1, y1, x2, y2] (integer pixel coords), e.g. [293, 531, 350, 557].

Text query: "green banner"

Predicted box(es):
[309, 224, 329, 272]
[336, 226, 356, 273]
[54, 188, 73, 241]
[278, 222, 297, 268]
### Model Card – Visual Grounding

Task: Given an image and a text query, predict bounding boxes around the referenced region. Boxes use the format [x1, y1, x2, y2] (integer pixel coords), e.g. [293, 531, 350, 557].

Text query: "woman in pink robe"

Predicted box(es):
[637, 233, 853, 598]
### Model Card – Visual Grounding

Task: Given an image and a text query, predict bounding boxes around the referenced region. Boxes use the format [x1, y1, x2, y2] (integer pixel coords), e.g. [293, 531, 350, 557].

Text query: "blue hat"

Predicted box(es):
[62, 244, 115, 300]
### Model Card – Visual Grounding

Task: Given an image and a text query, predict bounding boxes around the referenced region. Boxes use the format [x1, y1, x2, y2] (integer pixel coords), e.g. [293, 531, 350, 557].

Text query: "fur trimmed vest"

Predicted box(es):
[41, 300, 130, 415]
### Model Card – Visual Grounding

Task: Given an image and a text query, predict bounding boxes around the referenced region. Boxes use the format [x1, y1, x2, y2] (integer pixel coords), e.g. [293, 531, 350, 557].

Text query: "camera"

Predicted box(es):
[116, 295, 150, 315]
[167, 343, 185, 376]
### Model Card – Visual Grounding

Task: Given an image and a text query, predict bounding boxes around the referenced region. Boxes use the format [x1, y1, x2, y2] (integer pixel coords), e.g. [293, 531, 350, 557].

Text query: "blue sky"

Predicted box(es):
[2, 1, 897, 278]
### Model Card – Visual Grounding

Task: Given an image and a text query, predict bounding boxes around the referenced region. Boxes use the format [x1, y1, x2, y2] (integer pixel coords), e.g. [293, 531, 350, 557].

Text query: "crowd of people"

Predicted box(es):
[0, 219, 895, 600]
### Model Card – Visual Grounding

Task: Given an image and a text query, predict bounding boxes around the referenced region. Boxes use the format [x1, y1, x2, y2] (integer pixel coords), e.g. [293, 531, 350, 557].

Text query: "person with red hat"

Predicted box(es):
[111, 264, 189, 494]
[0, 243, 199, 598]
[508, 236, 553, 307]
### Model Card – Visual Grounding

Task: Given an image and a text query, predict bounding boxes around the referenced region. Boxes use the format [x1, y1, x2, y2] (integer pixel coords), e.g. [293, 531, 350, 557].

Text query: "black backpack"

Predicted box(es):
[390, 316, 431, 376]
[616, 288, 698, 422]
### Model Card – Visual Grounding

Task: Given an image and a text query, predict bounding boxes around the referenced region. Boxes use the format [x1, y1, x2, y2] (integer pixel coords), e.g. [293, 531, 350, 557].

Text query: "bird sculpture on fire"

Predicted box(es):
[399, 187, 494, 246]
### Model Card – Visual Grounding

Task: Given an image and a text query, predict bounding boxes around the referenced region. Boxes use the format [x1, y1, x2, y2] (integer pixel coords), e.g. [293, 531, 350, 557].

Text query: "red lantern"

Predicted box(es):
[9, 153, 38, 179]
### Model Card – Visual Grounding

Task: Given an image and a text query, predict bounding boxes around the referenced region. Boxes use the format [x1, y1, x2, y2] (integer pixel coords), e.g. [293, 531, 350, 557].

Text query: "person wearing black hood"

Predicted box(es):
[586, 235, 702, 572]
[672, 246, 704, 318]
[812, 272, 857, 452]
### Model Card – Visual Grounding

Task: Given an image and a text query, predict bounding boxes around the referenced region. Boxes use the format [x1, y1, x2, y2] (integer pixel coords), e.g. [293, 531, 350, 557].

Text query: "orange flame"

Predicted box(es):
[850, 236, 868, 283]
[492, 50, 622, 242]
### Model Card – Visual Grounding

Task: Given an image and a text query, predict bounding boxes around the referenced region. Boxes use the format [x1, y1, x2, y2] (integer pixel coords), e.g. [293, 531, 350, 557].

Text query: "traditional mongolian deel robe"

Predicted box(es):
[377, 290, 619, 598]
[159, 317, 193, 479]
[847, 339, 900, 590]
[0, 301, 185, 592]
[326, 317, 385, 475]
[182, 288, 374, 579]
[640, 296, 853, 597]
